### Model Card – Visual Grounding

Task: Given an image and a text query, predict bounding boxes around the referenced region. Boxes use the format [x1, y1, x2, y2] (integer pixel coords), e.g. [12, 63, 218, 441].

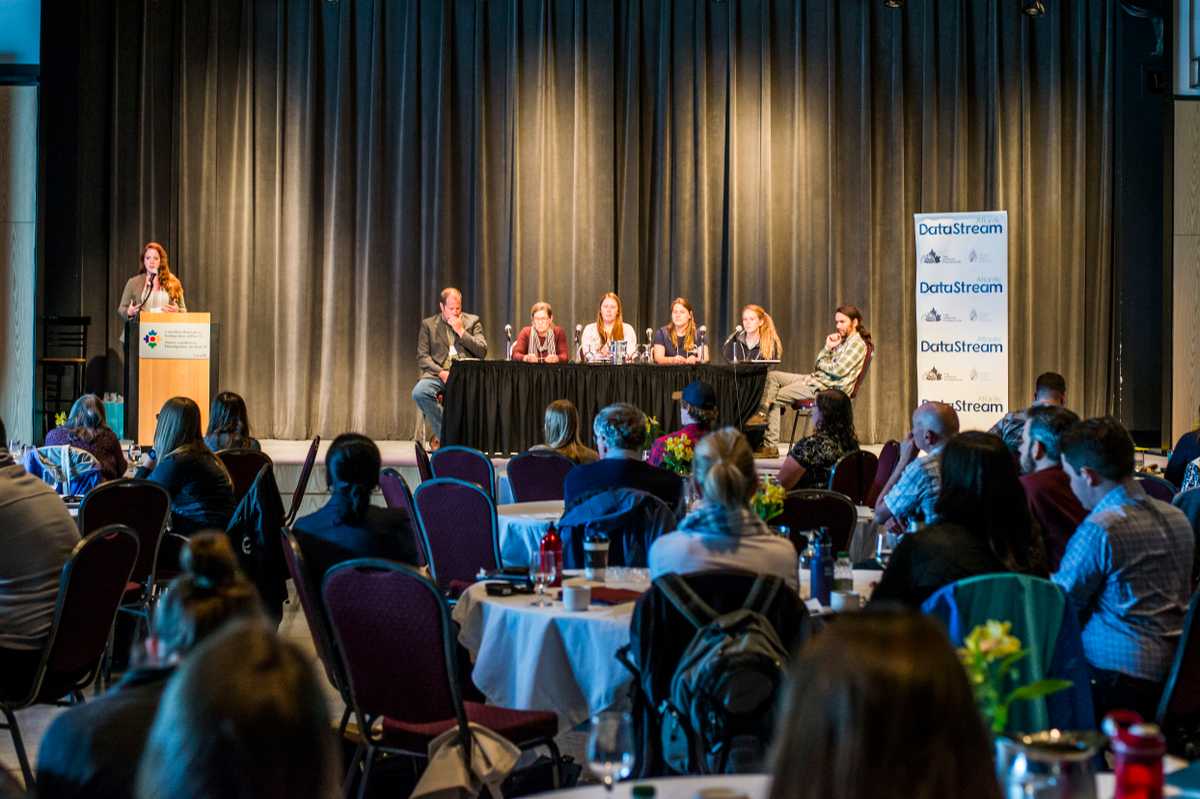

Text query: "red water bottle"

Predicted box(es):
[539, 523, 563, 587]
[1104, 711, 1166, 799]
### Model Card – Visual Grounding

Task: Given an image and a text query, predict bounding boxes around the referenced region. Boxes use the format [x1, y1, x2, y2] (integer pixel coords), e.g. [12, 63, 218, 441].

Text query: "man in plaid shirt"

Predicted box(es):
[988, 371, 1067, 457]
[1052, 416, 1194, 720]
[751, 305, 871, 457]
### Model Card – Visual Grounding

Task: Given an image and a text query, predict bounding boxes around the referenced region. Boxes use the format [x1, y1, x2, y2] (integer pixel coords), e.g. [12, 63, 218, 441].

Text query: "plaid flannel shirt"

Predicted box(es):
[1052, 480, 1195, 681]
[988, 409, 1028, 456]
[882, 450, 942, 528]
[811, 332, 867, 393]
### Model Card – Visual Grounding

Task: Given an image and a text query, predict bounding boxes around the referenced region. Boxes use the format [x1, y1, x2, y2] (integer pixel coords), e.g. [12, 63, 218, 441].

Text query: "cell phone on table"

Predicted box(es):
[484, 581, 532, 597]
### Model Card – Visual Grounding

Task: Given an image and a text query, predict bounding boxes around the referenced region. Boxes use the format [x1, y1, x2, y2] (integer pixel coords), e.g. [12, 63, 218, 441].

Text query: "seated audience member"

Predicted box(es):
[873, 401, 959, 531]
[1182, 457, 1200, 493]
[203, 391, 261, 452]
[135, 621, 338, 799]
[871, 432, 1047, 608]
[1165, 405, 1200, 488]
[530, 399, 598, 464]
[652, 297, 706, 364]
[647, 381, 718, 468]
[1018, 405, 1086, 571]
[777, 388, 858, 490]
[293, 434, 420, 583]
[0, 416, 81, 699]
[563, 403, 682, 510]
[989, 371, 1067, 457]
[769, 610, 1001, 799]
[650, 428, 798, 591]
[511, 301, 568, 363]
[1052, 416, 1194, 720]
[36, 534, 262, 799]
[135, 397, 236, 536]
[580, 292, 638, 362]
[722, 304, 782, 363]
[44, 393, 127, 480]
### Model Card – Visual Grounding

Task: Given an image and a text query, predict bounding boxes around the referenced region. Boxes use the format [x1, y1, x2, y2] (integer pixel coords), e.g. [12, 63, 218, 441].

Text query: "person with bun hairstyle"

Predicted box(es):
[292, 433, 420, 583]
[648, 428, 798, 590]
[36, 533, 263, 799]
[118, 242, 186, 319]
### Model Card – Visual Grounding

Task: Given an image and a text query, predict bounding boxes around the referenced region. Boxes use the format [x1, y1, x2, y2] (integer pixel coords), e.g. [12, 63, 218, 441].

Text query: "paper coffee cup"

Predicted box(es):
[562, 580, 591, 612]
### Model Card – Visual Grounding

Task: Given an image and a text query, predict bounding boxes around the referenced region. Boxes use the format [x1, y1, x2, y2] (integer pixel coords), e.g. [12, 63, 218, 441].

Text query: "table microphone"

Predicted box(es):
[698, 325, 707, 346]
[645, 327, 653, 344]
[504, 324, 513, 340]
[723, 325, 744, 346]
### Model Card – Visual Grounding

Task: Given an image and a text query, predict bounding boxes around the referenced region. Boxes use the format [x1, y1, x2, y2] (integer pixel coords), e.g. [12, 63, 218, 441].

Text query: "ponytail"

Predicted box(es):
[325, 433, 382, 526]
[693, 428, 757, 510]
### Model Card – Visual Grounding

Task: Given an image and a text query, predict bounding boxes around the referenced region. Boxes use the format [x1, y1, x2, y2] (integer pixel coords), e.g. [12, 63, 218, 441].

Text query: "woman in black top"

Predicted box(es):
[723, 304, 783, 363]
[136, 397, 236, 536]
[204, 391, 261, 452]
[870, 431, 1047, 609]
[778, 388, 858, 490]
[652, 297, 707, 364]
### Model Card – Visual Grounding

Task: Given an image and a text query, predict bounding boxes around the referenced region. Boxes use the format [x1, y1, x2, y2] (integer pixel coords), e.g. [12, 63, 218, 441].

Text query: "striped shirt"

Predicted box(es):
[1052, 480, 1194, 681]
[811, 332, 868, 393]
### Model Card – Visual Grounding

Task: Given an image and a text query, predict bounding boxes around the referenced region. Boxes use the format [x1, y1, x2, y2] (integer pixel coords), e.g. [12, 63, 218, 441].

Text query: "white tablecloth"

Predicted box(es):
[497, 500, 565, 568]
[534, 774, 770, 799]
[452, 574, 647, 731]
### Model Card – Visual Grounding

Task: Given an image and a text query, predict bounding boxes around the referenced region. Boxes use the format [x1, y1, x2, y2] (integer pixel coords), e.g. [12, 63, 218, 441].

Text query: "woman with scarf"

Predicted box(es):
[648, 427, 798, 591]
[511, 301, 569, 363]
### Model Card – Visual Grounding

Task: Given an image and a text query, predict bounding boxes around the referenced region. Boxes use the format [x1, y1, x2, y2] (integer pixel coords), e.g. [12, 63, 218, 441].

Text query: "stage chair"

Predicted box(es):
[38, 315, 90, 437]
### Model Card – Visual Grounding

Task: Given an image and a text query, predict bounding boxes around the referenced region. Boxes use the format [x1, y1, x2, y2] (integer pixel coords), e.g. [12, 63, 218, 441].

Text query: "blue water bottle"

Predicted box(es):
[809, 527, 833, 607]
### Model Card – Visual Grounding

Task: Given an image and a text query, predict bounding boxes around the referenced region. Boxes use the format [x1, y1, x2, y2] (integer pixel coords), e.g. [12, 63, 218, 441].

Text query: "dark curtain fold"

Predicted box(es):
[52, 0, 1116, 441]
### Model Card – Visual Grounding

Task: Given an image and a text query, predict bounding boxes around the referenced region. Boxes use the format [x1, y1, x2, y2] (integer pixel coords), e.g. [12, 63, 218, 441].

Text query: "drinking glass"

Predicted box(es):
[586, 711, 634, 792]
[530, 551, 548, 606]
[541, 550, 558, 602]
[875, 530, 898, 568]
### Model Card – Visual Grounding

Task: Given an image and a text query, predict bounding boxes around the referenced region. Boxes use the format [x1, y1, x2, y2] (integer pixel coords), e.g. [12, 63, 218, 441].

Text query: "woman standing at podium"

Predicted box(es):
[118, 242, 187, 319]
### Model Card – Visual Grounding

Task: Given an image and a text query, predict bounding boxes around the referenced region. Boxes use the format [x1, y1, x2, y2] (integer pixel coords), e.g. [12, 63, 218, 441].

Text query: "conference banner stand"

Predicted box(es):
[123, 312, 220, 445]
[913, 212, 1009, 431]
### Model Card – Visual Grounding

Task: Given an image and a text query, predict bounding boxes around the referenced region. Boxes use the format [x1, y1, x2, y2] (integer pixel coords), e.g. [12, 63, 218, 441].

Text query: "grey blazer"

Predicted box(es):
[416, 313, 487, 380]
[117, 275, 187, 319]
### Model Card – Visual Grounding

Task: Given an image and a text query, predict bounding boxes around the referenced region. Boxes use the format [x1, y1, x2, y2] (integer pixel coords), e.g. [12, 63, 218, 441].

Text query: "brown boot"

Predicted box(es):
[753, 445, 779, 459]
[745, 412, 768, 427]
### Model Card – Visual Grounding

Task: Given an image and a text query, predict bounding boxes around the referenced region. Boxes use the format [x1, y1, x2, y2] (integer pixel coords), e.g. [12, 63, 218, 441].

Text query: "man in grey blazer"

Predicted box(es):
[412, 287, 487, 448]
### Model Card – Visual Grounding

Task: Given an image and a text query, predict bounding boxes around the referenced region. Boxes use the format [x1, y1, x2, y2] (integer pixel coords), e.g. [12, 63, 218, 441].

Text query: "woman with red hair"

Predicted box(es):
[118, 242, 187, 319]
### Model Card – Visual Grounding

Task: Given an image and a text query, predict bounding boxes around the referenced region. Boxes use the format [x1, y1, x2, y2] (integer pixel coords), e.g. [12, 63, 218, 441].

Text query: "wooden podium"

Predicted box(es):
[123, 312, 220, 444]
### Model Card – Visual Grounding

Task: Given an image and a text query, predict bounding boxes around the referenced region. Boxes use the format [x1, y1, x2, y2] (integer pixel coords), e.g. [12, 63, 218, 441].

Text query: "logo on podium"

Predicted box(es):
[143, 330, 159, 349]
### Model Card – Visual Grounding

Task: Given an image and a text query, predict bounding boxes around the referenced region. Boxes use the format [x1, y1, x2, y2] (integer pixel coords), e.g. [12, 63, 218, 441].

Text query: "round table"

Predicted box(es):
[496, 500, 565, 568]
[535, 774, 770, 799]
[451, 571, 649, 731]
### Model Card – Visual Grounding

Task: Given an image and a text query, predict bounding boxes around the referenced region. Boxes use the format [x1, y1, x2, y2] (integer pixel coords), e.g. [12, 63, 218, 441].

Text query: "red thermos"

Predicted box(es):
[1104, 711, 1166, 799]
[538, 523, 563, 588]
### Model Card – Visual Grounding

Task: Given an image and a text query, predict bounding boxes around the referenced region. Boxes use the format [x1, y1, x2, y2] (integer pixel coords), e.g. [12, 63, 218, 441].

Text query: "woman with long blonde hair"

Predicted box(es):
[652, 297, 707, 364]
[580, 292, 637, 362]
[724, 304, 782, 362]
[118, 242, 187, 319]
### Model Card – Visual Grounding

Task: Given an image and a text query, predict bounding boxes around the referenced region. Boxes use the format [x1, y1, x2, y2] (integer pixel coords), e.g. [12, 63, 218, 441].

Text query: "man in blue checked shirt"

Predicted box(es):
[1052, 416, 1194, 720]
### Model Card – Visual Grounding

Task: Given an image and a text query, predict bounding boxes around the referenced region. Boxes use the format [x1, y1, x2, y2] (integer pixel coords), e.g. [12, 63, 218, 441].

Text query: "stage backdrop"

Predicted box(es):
[42, 0, 1118, 442]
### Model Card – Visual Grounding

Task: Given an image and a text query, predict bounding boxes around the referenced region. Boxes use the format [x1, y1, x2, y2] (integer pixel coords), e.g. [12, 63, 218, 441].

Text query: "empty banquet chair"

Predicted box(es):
[557, 487, 676, 570]
[828, 449, 879, 506]
[413, 477, 501, 593]
[776, 488, 857, 555]
[283, 434, 321, 526]
[505, 449, 576, 502]
[1157, 590, 1200, 757]
[414, 440, 434, 483]
[922, 572, 1094, 735]
[0, 525, 139, 787]
[1137, 474, 1177, 503]
[215, 447, 273, 505]
[380, 467, 426, 566]
[864, 439, 900, 508]
[322, 560, 561, 798]
[430, 445, 496, 500]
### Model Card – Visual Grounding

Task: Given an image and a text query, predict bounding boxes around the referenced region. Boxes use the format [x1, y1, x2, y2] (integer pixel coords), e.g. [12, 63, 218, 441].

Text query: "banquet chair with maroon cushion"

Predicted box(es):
[1137, 474, 1177, 503]
[1156, 590, 1200, 756]
[215, 447, 273, 505]
[414, 441, 434, 484]
[865, 440, 900, 508]
[413, 477, 501, 594]
[323, 560, 561, 798]
[430, 445, 496, 501]
[828, 449, 878, 506]
[0, 525, 139, 787]
[506, 450, 576, 502]
[380, 467, 427, 566]
[777, 489, 858, 555]
[279, 528, 353, 737]
[283, 435, 321, 527]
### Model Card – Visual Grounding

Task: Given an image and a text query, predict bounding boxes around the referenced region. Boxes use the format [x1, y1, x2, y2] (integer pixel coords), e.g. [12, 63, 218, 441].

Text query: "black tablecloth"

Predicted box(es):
[442, 361, 769, 454]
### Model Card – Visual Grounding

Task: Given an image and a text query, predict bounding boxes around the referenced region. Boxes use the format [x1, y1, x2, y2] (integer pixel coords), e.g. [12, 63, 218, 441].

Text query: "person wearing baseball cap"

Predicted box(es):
[647, 380, 719, 468]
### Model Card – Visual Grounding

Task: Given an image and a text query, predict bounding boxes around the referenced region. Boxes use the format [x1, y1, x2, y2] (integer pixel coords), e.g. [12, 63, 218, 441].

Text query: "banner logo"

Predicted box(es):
[143, 330, 159, 349]
[919, 280, 1004, 295]
[917, 221, 1004, 236]
[919, 340, 1004, 354]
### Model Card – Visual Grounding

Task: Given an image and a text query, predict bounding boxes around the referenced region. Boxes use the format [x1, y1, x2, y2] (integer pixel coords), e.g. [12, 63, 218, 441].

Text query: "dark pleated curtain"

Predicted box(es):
[82, 0, 1115, 441]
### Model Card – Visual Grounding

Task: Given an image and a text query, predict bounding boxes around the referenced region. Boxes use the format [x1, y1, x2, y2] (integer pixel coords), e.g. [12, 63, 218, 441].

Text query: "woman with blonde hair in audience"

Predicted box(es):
[724, 304, 782, 362]
[649, 428, 797, 590]
[580, 292, 637, 362]
[531, 399, 599, 464]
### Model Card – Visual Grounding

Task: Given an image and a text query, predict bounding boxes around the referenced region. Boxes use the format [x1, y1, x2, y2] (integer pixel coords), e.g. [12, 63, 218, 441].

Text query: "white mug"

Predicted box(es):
[562, 581, 591, 612]
[830, 590, 861, 612]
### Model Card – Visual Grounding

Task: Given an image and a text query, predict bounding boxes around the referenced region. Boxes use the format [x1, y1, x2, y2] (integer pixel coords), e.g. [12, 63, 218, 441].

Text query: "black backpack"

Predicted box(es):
[654, 573, 789, 774]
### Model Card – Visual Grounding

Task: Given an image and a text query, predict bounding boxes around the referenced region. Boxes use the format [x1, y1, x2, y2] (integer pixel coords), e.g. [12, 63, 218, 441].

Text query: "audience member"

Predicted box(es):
[1052, 416, 1194, 720]
[1018, 405, 1086, 571]
[0, 416, 81, 700]
[769, 610, 1000, 799]
[203, 391, 261, 452]
[530, 399, 598, 464]
[563, 403, 682, 510]
[874, 401, 959, 531]
[750, 304, 870, 457]
[135, 621, 338, 799]
[650, 428, 798, 591]
[777, 388, 858, 490]
[647, 380, 718, 468]
[1182, 457, 1200, 493]
[293, 433, 420, 583]
[36, 534, 262, 799]
[43, 394, 127, 480]
[1165, 404, 1200, 488]
[135, 397, 236, 536]
[989, 371, 1067, 457]
[871, 432, 1047, 608]
[511, 301, 568, 363]
[412, 287, 488, 449]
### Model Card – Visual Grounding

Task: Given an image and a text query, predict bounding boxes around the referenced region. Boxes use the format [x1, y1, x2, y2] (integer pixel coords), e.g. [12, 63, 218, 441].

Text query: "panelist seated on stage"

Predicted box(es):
[652, 297, 708, 364]
[580, 292, 638, 363]
[751, 304, 871, 457]
[722, 304, 782, 363]
[511, 301, 568, 363]
[564, 402, 682, 511]
[530, 400, 598, 465]
[412, 287, 487, 447]
[118, 241, 186, 320]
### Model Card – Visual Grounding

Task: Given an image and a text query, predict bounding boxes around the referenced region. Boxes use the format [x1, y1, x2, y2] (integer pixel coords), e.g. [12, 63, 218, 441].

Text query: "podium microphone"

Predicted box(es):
[723, 324, 743, 346]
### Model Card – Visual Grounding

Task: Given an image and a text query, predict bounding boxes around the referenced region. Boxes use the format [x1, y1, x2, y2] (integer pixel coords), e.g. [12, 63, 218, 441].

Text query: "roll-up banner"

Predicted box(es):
[913, 211, 1009, 431]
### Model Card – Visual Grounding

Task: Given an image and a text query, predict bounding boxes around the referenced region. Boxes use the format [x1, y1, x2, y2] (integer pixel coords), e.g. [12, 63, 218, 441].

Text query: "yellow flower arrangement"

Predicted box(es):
[661, 433, 695, 476]
[643, 415, 663, 450]
[55, 411, 67, 427]
[751, 475, 786, 522]
[957, 620, 1071, 733]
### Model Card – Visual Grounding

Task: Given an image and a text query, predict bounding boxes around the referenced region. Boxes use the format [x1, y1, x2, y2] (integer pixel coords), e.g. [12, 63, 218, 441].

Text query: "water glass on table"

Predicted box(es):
[587, 711, 634, 792]
[530, 550, 558, 607]
[875, 530, 899, 568]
